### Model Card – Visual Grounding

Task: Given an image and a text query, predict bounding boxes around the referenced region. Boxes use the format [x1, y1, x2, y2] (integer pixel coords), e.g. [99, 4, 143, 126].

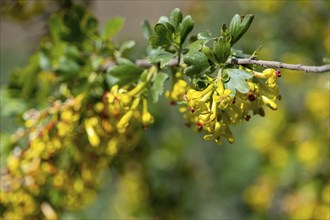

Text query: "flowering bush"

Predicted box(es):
[0, 2, 329, 219]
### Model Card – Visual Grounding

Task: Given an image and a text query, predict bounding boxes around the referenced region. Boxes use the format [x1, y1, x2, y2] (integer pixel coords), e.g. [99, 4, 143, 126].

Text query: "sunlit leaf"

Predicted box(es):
[197, 31, 212, 40]
[224, 68, 253, 96]
[229, 14, 254, 45]
[102, 17, 125, 41]
[119, 40, 136, 54]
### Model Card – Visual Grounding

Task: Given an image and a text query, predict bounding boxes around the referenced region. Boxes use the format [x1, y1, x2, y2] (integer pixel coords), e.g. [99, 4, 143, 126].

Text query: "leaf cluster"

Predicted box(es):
[143, 8, 255, 96]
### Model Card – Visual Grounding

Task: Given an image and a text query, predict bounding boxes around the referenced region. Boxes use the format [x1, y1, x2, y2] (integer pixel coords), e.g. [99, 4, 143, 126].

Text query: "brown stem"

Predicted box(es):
[227, 58, 330, 73]
[133, 58, 330, 73]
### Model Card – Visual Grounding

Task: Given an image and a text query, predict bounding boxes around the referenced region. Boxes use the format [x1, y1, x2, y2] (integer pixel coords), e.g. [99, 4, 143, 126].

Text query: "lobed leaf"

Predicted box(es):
[149, 23, 174, 48]
[148, 49, 175, 69]
[185, 39, 209, 53]
[183, 51, 210, 76]
[151, 72, 168, 103]
[224, 68, 253, 96]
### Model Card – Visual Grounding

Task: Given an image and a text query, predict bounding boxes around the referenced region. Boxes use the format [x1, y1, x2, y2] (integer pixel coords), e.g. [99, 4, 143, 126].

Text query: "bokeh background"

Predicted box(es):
[1, 1, 329, 219]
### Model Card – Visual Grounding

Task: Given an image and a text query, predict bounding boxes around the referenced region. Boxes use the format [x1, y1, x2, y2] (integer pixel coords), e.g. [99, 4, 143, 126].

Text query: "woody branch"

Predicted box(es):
[227, 58, 330, 73]
[134, 58, 330, 73]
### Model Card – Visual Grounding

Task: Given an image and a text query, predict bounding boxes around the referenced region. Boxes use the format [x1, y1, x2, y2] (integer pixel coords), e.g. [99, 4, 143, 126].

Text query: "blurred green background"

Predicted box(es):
[1, 1, 329, 219]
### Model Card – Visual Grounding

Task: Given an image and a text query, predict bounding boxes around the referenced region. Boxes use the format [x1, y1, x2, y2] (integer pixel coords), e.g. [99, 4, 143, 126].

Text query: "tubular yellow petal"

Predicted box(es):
[85, 120, 100, 147]
[117, 110, 134, 134]
[262, 68, 276, 78]
[203, 134, 214, 140]
[261, 96, 278, 110]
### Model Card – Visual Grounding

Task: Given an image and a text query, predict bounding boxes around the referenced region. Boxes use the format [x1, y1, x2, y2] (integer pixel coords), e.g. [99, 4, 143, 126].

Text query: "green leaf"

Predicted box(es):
[151, 72, 168, 103]
[81, 15, 98, 39]
[224, 68, 253, 96]
[64, 45, 81, 61]
[0, 88, 27, 117]
[39, 52, 51, 71]
[149, 23, 174, 48]
[49, 15, 62, 42]
[183, 51, 210, 76]
[202, 45, 217, 64]
[179, 15, 194, 45]
[18, 54, 40, 98]
[231, 49, 251, 58]
[158, 16, 169, 23]
[220, 24, 228, 37]
[62, 6, 86, 43]
[197, 31, 212, 40]
[141, 20, 153, 39]
[214, 37, 231, 63]
[107, 63, 143, 86]
[56, 57, 81, 76]
[102, 17, 125, 41]
[220, 24, 232, 42]
[119, 40, 136, 54]
[117, 57, 134, 65]
[185, 39, 208, 53]
[148, 49, 175, 68]
[170, 8, 183, 30]
[229, 14, 254, 45]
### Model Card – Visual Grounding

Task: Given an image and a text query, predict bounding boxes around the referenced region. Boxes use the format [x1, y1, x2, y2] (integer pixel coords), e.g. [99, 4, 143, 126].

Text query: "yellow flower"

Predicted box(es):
[7, 155, 20, 173]
[141, 98, 154, 126]
[261, 95, 278, 110]
[117, 110, 134, 134]
[85, 117, 100, 147]
[41, 202, 58, 220]
[166, 79, 188, 103]
[262, 68, 276, 78]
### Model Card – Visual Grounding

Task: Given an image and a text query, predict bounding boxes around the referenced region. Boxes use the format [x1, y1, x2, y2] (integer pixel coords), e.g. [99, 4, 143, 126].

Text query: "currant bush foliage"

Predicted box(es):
[1, 5, 285, 219]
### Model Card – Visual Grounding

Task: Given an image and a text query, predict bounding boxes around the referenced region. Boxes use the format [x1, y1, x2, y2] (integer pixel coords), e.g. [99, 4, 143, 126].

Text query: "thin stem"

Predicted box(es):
[133, 58, 330, 73]
[227, 58, 330, 73]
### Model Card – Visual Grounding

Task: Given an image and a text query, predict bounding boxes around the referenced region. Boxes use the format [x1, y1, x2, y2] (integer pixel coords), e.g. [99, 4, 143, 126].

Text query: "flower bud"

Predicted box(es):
[262, 68, 276, 78]
[248, 93, 256, 101]
[142, 112, 154, 125]
[275, 70, 281, 77]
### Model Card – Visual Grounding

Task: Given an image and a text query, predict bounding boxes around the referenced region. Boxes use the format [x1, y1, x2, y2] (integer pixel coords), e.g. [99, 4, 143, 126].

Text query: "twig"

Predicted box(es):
[133, 58, 330, 73]
[227, 58, 330, 73]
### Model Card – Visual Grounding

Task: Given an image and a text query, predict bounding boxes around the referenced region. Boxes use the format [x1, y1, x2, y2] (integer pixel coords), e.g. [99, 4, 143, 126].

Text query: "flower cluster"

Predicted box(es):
[165, 72, 189, 104]
[0, 89, 147, 219]
[176, 68, 281, 144]
[0, 63, 159, 219]
[107, 83, 154, 134]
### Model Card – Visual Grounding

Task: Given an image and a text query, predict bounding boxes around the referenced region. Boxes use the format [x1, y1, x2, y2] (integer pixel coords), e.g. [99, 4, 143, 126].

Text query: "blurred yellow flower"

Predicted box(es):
[296, 140, 320, 167]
